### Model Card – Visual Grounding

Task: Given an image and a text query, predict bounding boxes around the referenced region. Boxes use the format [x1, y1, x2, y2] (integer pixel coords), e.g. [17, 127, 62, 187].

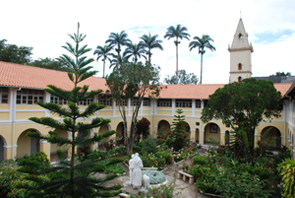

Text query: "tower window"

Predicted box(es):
[238, 76, 242, 82]
[238, 63, 242, 70]
[239, 33, 243, 39]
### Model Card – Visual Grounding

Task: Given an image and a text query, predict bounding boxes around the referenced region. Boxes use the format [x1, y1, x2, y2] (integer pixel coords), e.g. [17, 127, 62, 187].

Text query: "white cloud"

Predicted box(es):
[1, 0, 295, 83]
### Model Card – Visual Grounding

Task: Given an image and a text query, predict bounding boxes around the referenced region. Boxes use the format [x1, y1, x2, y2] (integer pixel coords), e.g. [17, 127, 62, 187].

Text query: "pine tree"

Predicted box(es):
[16, 23, 123, 197]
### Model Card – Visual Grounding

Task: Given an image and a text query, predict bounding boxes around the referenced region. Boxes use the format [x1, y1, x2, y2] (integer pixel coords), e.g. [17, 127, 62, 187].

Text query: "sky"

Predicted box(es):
[1, 0, 295, 84]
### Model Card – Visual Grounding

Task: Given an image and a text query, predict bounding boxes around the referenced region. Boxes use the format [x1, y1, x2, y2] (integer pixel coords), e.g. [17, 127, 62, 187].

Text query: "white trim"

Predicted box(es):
[220, 132, 225, 134]
[254, 134, 261, 137]
[0, 110, 9, 112]
[199, 130, 204, 133]
[128, 99, 131, 116]
[40, 140, 49, 144]
[4, 145, 18, 149]
[112, 101, 116, 117]
[172, 99, 175, 116]
[16, 109, 46, 112]
[0, 121, 12, 125]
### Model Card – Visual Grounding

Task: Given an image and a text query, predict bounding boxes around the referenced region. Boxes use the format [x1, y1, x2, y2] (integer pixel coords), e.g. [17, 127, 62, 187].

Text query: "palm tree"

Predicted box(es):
[109, 53, 128, 70]
[106, 31, 131, 69]
[123, 42, 147, 63]
[139, 33, 163, 63]
[189, 34, 216, 84]
[164, 24, 190, 82]
[93, 45, 113, 77]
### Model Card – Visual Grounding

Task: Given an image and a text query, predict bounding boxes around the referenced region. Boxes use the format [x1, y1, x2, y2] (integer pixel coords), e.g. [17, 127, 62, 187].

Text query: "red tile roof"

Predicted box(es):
[0, 61, 292, 99]
[0, 61, 109, 92]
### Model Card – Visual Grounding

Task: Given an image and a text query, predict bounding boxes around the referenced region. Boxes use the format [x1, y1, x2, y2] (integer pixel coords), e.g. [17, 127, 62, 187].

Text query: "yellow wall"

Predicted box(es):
[0, 104, 9, 109]
[16, 111, 45, 120]
[0, 112, 9, 120]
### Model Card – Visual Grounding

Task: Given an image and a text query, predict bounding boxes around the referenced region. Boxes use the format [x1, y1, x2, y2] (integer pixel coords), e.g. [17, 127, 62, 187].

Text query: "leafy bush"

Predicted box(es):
[155, 151, 171, 164]
[193, 155, 208, 165]
[0, 166, 27, 198]
[134, 138, 157, 154]
[277, 158, 295, 198]
[274, 145, 291, 168]
[17, 151, 50, 167]
[105, 164, 126, 174]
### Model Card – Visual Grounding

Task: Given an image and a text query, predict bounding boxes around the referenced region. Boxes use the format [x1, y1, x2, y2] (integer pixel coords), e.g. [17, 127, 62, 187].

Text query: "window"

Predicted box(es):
[0, 87, 8, 104]
[17, 89, 44, 104]
[143, 98, 150, 106]
[238, 76, 242, 82]
[238, 63, 242, 70]
[78, 97, 94, 106]
[116, 99, 127, 106]
[196, 122, 200, 126]
[204, 100, 209, 108]
[239, 33, 243, 39]
[50, 96, 68, 105]
[176, 99, 192, 108]
[131, 98, 139, 106]
[98, 94, 112, 106]
[157, 99, 172, 107]
[195, 100, 201, 108]
[210, 124, 217, 133]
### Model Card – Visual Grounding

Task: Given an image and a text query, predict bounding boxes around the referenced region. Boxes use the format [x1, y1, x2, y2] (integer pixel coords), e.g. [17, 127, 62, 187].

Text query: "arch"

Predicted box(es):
[157, 120, 170, 137]
[17, 128, 41, 158]
[225, 130, 230, 145]
[238, 76, 242, 82]
[261, 126, 281, 149]
[195, 128, 199, 143]
[182, 121, 191, 142]
[115, 122, 125, 146]
[204, 123, 220, 144]
[0, 135, 7, 162]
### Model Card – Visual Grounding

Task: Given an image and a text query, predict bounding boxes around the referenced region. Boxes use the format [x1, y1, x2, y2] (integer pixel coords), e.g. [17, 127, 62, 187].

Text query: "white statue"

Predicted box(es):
[143, 174, 150, 190]
[129, 154, 135, 184]
[132, 153, 143, 188]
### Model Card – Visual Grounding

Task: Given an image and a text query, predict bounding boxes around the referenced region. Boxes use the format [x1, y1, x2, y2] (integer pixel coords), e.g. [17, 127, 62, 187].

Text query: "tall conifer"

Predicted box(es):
[17, 23, 122, 197]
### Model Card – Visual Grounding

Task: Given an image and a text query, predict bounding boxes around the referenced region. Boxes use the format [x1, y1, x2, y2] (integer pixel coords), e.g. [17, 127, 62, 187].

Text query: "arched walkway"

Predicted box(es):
[261, 126, 281, 149]
[157, 120, 170, 137]
[17, 129, 40, 158]
[116, 122, 125, 146]
[195, 129, 199, 143]
[182, 121, 191, 142]
[204, 123, 220, 144]
[0, 135, 7, 162]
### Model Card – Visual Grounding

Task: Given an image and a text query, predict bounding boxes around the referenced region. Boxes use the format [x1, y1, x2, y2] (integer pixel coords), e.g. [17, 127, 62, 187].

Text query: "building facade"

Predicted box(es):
[0, 19, 294, 162]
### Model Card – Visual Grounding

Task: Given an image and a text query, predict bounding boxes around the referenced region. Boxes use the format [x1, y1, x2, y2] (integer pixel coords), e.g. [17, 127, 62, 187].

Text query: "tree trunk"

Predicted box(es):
[103, 60, 105, 78]
[176, 43, 178, 84]
[200, 53, 203, 84]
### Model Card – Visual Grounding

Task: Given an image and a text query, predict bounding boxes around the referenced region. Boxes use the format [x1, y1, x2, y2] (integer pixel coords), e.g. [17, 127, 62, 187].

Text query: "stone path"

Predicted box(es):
[96, 158, 216, 198]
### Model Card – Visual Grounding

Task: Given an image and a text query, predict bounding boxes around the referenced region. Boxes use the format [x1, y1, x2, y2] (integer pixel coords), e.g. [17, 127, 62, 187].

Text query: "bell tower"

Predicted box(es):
[228, 19, 253, 83]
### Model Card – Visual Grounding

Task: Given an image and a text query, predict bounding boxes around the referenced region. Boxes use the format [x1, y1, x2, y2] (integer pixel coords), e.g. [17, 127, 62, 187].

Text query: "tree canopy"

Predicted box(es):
[270, 72, 291, 77]
[0, 39, 33, 65]
[201, 78, 282, 162]
[106, 62, 162, 153]
[29, 57, 71, 72]
[164, 69, 198, 84]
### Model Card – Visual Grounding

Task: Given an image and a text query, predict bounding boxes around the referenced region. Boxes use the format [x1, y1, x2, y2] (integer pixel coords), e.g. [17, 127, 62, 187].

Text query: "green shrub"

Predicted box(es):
[193, 155, 208, 165]
[135, 138, 157, 154]
[274, 145, 291, 168]
[155, 151, 170, 164]
[105, 164, 126, 174]
[277, 158, 295, 198]
[17, 151, 50, 167]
